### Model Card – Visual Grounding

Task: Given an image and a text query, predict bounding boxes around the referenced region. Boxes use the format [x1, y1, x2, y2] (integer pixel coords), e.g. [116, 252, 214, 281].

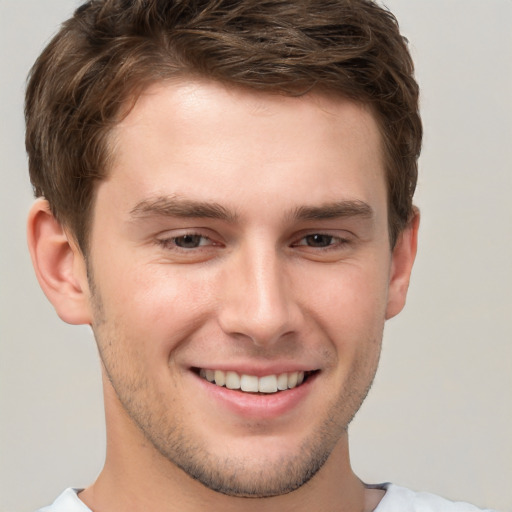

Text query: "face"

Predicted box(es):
[84, 80, 410, 497]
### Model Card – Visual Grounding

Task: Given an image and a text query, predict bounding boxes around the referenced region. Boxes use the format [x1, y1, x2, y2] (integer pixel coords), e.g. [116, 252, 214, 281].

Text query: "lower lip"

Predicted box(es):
[193, 372, 318, 420]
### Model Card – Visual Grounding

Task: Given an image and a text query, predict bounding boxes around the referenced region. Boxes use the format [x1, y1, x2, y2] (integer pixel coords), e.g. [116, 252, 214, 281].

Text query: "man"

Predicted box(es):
[24, 0, 497, 511]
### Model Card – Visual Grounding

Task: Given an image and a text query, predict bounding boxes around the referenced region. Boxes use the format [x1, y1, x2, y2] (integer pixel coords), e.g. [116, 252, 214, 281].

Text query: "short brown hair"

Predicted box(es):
[25, 0, 421, 251]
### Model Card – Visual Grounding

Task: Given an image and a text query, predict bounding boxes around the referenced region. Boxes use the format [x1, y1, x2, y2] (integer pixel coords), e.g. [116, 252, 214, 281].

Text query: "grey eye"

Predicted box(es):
[174, 235, 204, 248]
[304, 234, 334, 247]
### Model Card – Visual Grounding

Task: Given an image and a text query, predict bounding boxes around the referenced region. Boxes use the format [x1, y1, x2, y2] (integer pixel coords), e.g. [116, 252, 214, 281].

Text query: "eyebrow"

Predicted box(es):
[291, 200, 374, 222]
[129, 195, 373, 224]
[129, 195, 238, 222]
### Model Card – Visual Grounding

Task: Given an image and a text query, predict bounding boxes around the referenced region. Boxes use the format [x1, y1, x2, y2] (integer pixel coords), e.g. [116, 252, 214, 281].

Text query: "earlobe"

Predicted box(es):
[385, 209, 420, 320]
[27, 199, 92, 325]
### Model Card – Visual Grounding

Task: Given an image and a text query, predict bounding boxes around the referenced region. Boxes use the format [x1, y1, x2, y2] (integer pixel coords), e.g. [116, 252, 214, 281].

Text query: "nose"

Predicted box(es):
[217, 243, 303, 347]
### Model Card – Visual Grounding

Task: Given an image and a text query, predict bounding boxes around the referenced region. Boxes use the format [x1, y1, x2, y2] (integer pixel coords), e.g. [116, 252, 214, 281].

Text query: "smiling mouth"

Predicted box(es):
[195, 368, 317, 394]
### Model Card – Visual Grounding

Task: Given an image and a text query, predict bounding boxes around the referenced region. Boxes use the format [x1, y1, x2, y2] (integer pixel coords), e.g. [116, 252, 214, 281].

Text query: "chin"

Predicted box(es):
[174, 444, 331, 498]
[147, 414, 346, 498]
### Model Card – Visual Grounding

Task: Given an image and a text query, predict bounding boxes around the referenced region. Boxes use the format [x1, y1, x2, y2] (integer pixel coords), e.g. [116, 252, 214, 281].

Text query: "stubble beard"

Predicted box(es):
[99, 339, 380, 498]
[88, 273, 382, 498]
[149, 420, 339, 498]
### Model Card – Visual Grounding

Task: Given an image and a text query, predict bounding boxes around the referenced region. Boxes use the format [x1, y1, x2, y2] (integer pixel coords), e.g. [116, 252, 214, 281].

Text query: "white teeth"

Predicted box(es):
[277, 373, 289, 391]
[225, 371, 240, 390]
[200, 369, 310, 394]
[240, 374, 259, 392]
[258, 375, 278, 393]
[214, 370, 226, 387]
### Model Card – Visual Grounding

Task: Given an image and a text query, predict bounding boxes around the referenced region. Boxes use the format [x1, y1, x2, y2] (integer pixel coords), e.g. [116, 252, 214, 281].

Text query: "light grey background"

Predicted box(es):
[1, 1, 511, 511]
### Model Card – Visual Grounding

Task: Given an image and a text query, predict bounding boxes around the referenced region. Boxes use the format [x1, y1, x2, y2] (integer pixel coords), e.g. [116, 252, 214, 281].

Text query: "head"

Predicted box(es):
[26, 0, 421, 254]
[26, 0, 421, 503]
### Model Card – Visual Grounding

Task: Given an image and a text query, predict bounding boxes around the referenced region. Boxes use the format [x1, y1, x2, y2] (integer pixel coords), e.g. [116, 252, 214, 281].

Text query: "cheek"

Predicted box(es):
[294, 260, 388, 382]
[298, 260, 390, 332]
[92, 261, 216, 356]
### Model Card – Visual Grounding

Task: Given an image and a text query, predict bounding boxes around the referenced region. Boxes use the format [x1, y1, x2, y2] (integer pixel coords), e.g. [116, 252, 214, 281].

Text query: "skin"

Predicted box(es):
[28, 79, 418, 512]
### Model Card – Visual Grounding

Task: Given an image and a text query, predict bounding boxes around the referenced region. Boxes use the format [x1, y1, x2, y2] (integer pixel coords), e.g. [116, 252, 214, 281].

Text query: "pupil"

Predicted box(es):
[307, 234, 332, 247]
[176, 235, 201, 248]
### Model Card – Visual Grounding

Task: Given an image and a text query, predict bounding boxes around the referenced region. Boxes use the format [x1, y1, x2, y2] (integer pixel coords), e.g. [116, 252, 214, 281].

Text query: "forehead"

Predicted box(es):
[115, 80, 381, 152]
[101, 79, 386, 223]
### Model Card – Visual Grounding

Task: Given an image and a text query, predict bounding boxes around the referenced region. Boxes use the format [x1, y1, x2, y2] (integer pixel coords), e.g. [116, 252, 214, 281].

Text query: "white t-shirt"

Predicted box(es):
[36, 484, 499, 512]
[373, 483, 498, 511]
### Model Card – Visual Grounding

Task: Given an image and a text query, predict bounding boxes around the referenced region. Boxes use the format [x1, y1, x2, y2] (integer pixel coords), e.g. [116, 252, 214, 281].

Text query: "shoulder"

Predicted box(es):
[374, 483, 499, 512]
[35, 489, 90, 512]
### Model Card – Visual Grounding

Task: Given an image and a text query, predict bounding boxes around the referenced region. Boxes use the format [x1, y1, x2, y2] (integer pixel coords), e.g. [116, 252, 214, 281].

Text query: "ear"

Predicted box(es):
[27, 199, 92, 325]
[385, 209, 420, 320]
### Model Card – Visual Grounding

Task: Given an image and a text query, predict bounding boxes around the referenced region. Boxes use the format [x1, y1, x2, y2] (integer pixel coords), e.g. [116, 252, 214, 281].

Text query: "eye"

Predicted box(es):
[157, 233, 214, 250]
[294, 233, 346, 248]
[301, 234, 335, 248]
[174, 234, 209, 249]
[290, 232, 354, 260]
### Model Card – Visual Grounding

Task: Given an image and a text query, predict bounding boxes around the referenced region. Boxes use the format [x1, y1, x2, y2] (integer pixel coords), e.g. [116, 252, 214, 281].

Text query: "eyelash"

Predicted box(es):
[292, 233, 351, 251]
[156, 232, 350, 252]
[156, 233, 216, 251]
